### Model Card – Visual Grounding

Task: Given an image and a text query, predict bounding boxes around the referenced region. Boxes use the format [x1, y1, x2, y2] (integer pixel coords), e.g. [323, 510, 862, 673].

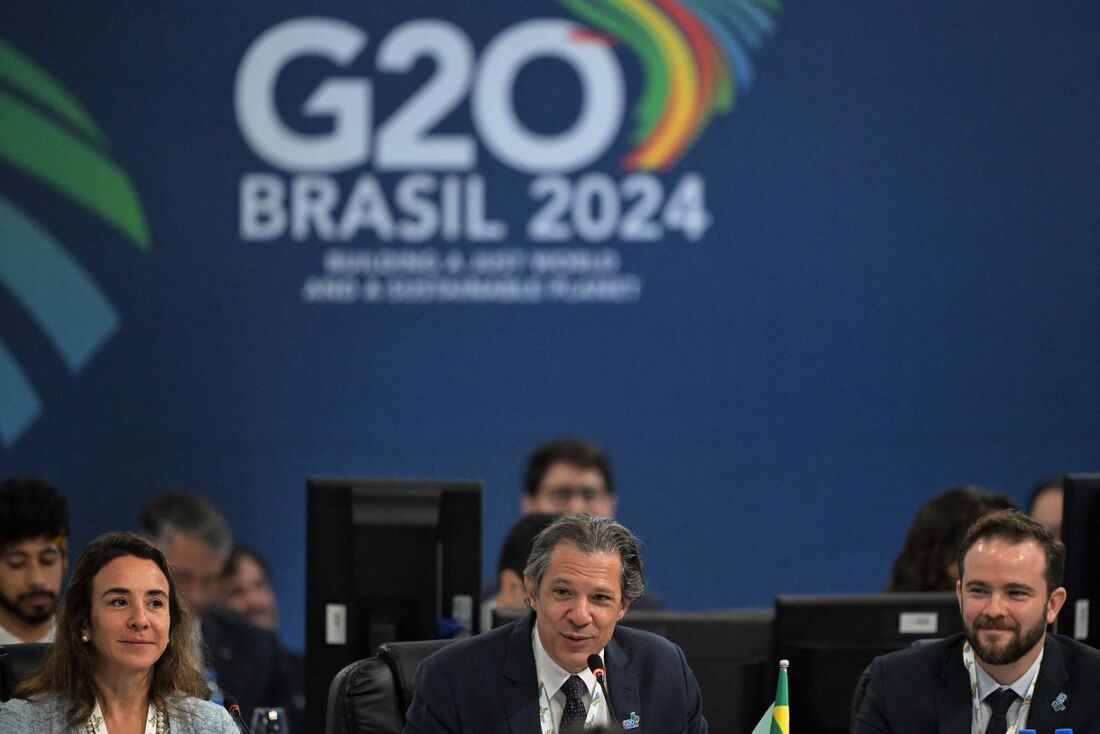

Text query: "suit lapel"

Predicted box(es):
[935, 639, 974, 734]
[1026, 635, 1069, 732]
[605, 633, 641, 732]
[501, 614, 542, 734]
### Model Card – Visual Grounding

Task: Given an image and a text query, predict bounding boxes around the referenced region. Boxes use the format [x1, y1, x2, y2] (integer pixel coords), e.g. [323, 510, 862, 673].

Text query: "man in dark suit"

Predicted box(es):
[404, 514, 707, 733]
[140, 491, 291, 723]
[198, 603, 291, 721]
[855, 510, 1100, 733]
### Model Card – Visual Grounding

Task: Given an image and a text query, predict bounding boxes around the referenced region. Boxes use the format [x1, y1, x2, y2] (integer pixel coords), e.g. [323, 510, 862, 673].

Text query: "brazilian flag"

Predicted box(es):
[751, 660, 789, 734]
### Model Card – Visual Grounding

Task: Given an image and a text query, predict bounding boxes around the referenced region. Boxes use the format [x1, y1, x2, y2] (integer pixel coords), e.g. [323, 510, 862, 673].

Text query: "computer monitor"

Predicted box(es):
[1057, 473, 1100, 647]
[618, 608, 775, 734]
[774, 592, 963, 733]
[304, 477, 481, 733]
[493, 606, 775, 733]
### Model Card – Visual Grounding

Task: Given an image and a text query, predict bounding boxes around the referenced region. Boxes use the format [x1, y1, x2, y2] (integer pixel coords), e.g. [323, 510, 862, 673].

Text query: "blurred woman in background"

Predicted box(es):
[888, 485, 1016, 591]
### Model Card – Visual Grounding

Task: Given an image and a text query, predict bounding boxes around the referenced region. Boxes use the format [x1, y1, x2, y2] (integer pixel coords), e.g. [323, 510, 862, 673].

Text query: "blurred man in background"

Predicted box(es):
[522, 438, 616, 516]
[220, 545, 305, 729]
[0, 477, 68, 644]
[140, 490, 290, 723]
[220, 545, 278, 631]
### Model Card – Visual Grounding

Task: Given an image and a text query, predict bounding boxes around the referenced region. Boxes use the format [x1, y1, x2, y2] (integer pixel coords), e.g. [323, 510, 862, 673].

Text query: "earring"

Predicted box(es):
[81, 634, 89, 642]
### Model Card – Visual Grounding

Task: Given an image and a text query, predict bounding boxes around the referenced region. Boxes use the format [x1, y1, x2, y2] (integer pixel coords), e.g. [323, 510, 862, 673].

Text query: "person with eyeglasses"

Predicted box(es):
[521, 438, 616, 517]
[509, 438, 668, 610]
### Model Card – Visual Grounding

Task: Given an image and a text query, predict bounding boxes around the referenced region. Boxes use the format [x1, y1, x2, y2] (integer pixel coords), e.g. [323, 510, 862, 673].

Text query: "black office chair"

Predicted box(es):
[326, 639, 454, 734]
[0, 643, 52, 700]
[849, 638, 942, 730]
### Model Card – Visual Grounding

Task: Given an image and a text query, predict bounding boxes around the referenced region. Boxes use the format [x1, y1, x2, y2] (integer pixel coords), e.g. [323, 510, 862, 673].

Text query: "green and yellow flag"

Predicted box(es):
[750, 659, 789, 734]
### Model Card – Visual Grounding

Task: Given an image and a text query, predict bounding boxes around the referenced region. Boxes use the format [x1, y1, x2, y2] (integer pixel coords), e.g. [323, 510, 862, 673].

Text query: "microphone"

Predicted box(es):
[587, 653, 618, 725]
[224, 695, 252, 734]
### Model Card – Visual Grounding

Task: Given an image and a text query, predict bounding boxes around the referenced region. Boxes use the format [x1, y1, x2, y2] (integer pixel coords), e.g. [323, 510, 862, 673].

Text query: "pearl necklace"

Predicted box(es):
[85, 704, 166, 734]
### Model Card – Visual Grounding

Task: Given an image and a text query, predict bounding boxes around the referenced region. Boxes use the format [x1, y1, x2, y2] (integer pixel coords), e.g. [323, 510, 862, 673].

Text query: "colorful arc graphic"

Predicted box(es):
[559, 0, 779, 170]
[0, 38, 149, 449]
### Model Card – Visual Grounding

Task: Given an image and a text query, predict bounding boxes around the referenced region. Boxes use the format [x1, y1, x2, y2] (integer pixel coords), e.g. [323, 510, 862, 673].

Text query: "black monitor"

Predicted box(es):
[1057, 473, 1100, 647]
[618, 608, 775, 734]
[305, 477, 481, 733]
[774, 592, 963, 734]
[493, 606, 775, 733]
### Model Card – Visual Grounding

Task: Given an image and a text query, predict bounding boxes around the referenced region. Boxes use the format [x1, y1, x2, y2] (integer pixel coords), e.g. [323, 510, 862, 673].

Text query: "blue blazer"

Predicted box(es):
[403, 613, 708, 733]
[854, 632, 1100, 733]
[0, 694, 237, 734]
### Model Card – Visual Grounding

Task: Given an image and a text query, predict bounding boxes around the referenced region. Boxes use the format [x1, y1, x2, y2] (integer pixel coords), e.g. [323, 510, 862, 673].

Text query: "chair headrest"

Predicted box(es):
[378, 639, 455, 713]
[0, 643, 52, 701]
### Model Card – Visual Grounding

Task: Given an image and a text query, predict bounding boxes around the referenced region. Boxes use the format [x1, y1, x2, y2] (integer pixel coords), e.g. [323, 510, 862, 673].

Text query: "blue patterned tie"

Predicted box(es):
[560, 675, 588, 732]
[984, 688, 1018, 734]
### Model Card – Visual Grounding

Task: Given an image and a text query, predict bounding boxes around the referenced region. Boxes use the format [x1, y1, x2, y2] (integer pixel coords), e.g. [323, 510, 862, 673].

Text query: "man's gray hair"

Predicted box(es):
[139, 489, 234, 562]
[523, 514, 646, 602]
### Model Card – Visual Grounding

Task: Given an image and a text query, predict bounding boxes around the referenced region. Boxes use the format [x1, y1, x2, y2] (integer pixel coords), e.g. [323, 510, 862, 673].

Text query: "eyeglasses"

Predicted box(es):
[541, 485, 608, 504]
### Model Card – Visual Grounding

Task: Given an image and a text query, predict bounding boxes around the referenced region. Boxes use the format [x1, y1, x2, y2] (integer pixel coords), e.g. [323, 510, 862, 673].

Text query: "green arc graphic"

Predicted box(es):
[0, 38, 106, 145]
[0, 91, 149, 249]
[0, 37, 151, 448]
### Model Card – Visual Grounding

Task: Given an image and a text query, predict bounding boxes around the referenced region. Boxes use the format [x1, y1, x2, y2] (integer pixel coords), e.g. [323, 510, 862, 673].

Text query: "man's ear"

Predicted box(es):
[955, 579, 963, 613]
[1047, 586, 1068, 624]
[497, 569, 524, 608]
[524, 576, 538, 611]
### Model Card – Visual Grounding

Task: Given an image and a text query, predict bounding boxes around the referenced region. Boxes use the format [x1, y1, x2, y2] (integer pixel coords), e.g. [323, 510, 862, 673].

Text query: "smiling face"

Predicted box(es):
[525, 542, 629, 673]
[957, 537, 1065, 672]
[221, 554, 278, 631]
[84, 555, 171, 678]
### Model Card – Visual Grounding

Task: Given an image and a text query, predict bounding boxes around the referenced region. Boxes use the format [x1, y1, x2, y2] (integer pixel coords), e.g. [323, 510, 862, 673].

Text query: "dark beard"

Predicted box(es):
[967, 613, 1047, 666]
[0, 588, 57, 626]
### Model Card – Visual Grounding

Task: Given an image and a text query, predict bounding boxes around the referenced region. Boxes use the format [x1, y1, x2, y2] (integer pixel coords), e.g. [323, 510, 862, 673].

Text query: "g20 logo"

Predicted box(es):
[237, 18, 621, 174]
[234, 10, 776, 244]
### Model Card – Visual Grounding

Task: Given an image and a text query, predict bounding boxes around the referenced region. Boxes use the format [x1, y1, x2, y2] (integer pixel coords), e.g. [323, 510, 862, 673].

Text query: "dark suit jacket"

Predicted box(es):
[201, 606, 292, 724]
[404, 613, 708, 733]
[854, 632, 1100, 733]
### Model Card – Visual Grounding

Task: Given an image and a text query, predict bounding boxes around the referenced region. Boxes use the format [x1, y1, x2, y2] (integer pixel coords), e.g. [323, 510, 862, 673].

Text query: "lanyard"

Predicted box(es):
[537, 679, 604, 734]
[962, 640, 1040, 734]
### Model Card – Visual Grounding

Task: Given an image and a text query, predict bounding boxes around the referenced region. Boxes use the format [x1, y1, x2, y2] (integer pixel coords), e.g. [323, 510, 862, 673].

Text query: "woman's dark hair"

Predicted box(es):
[888, 485, 1017, 592]
[221, 544, 272, 581]
[15, 531, 206, 725]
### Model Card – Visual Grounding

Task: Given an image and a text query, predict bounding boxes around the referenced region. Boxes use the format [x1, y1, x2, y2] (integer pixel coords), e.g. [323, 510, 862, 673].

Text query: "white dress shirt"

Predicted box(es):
[0, 619, 55, 645]
[532, 625, 611, 730]
[973, 647, 1044, 732]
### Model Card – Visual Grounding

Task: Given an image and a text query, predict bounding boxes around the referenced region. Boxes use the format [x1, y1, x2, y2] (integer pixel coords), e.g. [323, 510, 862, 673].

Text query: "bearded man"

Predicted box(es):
[855, 510, 1100, 733]
[0, 477, 69, 645]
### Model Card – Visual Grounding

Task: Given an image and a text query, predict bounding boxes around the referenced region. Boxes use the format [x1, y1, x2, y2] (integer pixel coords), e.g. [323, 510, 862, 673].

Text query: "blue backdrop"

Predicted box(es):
[1, 1, 1098, 652]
